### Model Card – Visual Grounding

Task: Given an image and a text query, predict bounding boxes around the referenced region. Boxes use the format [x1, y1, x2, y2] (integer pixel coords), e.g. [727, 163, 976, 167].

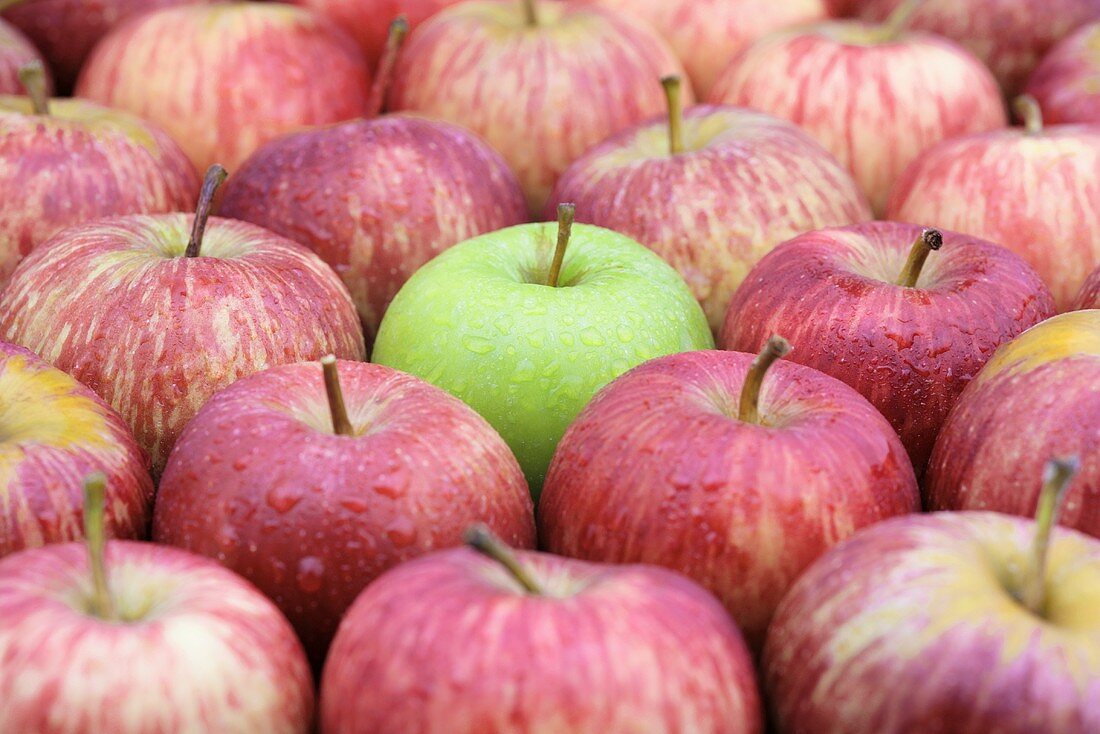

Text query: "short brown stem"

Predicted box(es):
[738, 335, 791, 424]
[320, 355, 354, 436]
[83, 473, 117, 621]
[17, 61, 49, 116]
[366, 16, 409, 118]
[1013, 94, 1044, 136]
[661, 75, 684, 156]
[0, 0, 28, 12]
[465, 524, 543, 594]
[185, 164, 228, 258]
[520, 0, 538, 26]
[879, 0, 924, 41]
[1018, 457, 1079, 615]
[546, 203, 575, 288]
[896, 228, 943, 288]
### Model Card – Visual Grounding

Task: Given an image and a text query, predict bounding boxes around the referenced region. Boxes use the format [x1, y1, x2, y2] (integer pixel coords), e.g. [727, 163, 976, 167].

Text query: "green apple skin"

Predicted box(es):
[372, 222, 713, 496]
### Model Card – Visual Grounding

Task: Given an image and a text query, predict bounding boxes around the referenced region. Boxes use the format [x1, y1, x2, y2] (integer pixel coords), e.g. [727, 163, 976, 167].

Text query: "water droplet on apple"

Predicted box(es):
[339, 495, 369, 514]
[580, 328, 605, 347]
[267, 487, 302, 514]
[296, 556, 325, 593]
[462, 335, 495, 355]
[386, 517, 417, 548]
[616, 326, 634, 343]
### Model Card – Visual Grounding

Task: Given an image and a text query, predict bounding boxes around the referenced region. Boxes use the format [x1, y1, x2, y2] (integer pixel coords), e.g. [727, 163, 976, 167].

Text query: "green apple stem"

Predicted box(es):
[366, 15, 409, 118]
[1019, 457, 1079, 615]
[660, 75, 685, 156]
[521, 0, 538, 26]
[184, 164, 228, 258]
[546, 203, 575, 288]
[738, 335, 791, 425]
[83, 473, 117, 621]
[896, 228, 943, 288]
[320, 355, 354, 436]
[17, 61, 49, 116]
[465, 524, 543, 594]
[878, 0, 924, 41]
[1013, 94, 1044, 136]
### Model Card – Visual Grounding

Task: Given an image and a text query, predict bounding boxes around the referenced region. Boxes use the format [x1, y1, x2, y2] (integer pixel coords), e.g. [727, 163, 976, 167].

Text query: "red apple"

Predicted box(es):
[321, 526, 763, 733]
[75, 2, 371, 173]
[154, 357, 536, 668]
[0, 475, 314, 732]
[886, 95, 1100, 310]
[546, 78, 871, 332]
[857, 0, 1100, 95]
[586, 0, 828, 99]
[0, 167, 366, 475]
[2, 0, 210, 93]
[540, 342, 919, 648]
[708, 5, 1007, 214]
[927, 310, 1100, 538]
[1077, 266, 1100, 309]
[0, 341, 152, 558]
[0, 18, 50, 95]
[1025, 22, 1100, 125]
[388, 0, 690, 214]
[721, 223, 1056, 478]
[764, 460, 1100, 733]
[0, 62, 198, 287]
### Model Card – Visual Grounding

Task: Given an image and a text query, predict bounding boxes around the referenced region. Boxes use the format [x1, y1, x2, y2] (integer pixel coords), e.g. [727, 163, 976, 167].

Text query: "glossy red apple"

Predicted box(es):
[0, 18, 49, 95]
[886, 95, 1100, 310]
[709, 4, 1007, 214]
[75, 2, 371, 173]
[721, 223, 1056, 478]
[1025, 22, 1100, 125]
[1077, 266, 1100, 309]
[0, 341, 152, 558]
[154, 356, 535, 668]
[546, 76, 871, 332]
[764, 459, 1100, 733]
[927, 310, 1100, 538]
[0, 167, 365, 475]
[540, 341, 919, 648]
[0, 62, 198, 287]
[388, 0, 690, 214]
[321, 526, 763, 733]
[0, 475, 314, 733]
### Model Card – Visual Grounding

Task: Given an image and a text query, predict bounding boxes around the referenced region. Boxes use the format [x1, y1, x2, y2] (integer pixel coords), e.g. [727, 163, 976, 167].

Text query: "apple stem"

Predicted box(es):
[879, 0, 923, 41]
[366, 15, 409, 118]
[465, 524, 543, 595]
[520, 0, 538, 26]
[184, 164, 228, 259]
[546, 203, 575, 288]
[83, 473, 117, 621]
[896, 228, 943, 288]
[0, 0, 27, 11]
[320, 355, 354, 436]
[17, 61, 49, 116]
[661, 75, 685, 156]
[738, 335, 791, 425]
[1013, 94, 1044, 136]
[1019, 457, 1079, 616]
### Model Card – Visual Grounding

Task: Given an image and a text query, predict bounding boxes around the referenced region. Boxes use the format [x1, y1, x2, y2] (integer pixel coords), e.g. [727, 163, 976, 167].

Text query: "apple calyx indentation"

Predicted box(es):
[546, 203, 575, 288]
[738, 335, 792, 425]
[520, 0, 538, 27]
[185, 164, 228, 259]
[83, 472, 117, 621]
[661, 75, 685, 156]
[896, 228, 943, 288]
[321, 355, 355, 437]
[465, 524, 543, 595]
[1014, 457, 1079, 617]
[1013, 94, 1045, 136]
[366, 15, 409, 118]
[17, 61, 50, 116]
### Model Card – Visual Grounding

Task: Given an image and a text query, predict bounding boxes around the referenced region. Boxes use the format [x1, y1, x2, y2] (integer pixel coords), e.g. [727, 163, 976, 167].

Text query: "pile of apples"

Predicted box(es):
[1, 0, 1098, 731]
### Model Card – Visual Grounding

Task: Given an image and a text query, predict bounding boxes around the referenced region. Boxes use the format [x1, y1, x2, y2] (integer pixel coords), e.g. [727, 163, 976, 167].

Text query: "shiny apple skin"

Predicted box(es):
[539, 349, 918, 648]
[546, 104, 871, 332]
[75, 2, 371, 173]
[153, 359, 535, 668]
[388, 0, 691, 214]
[709, 21, 1006, 214]
[321, 547, 763, 733]
[221, 114, 527, 341]
[721, 222, 1056, 479]
[0, 18, 50, 95]
[0, 540, 314, 733]
[886, 123, 1100, 311]
[1025, 22, 1100, 124]
[764, 512, 1100, 733]
[0, 215, 365, 475]
[927, 310, 1100, 538]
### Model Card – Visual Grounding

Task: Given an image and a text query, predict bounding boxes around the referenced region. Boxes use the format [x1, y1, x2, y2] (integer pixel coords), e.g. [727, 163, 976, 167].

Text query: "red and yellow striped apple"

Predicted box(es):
[721, 223, 1056, 478]
[154, 357, 535, 668]
[547, 77, 871, 332]
[388, 0, 690, 214]
[709, 5, 1007, 214]
[0, 18, 49, 95]
[75, 2, 371, 173]
[927, 310, 1100, 537]
[0, 167, 365, 475]
[886, 96, 1100, 310]
[0, 342, 152, 558]
[321, 527, 763, 733]
[1025, 22, 1100, 125]
[540, 341, 919, 649]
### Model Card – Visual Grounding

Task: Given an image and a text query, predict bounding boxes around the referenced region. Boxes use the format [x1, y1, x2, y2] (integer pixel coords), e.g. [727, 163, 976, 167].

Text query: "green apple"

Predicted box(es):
[372, 213, 713, 496]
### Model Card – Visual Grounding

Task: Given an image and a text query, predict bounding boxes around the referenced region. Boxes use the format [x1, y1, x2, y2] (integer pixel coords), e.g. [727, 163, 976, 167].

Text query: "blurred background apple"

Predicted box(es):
[0, 18, 49, 94]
